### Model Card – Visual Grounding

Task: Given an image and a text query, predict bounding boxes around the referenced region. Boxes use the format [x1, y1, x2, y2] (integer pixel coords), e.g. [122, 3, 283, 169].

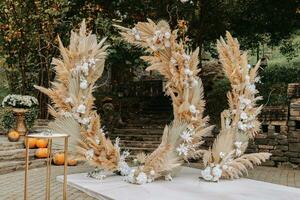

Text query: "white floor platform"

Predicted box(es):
[57, 167, 300, 200]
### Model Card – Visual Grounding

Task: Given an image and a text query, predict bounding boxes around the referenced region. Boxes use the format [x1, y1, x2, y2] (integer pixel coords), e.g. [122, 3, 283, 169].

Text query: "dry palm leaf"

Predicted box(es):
[199, 32, 271, 182]
[34, 20, 122, 172]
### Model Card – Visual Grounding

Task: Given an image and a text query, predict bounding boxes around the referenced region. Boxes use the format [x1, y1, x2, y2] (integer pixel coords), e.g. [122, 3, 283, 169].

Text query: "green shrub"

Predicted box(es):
[205, 78, 231, 127]
[258, 65, 300, 105]
[0, 107, 38, 132]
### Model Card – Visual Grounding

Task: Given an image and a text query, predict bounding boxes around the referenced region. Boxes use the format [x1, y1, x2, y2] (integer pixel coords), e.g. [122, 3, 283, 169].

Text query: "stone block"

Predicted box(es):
[255, 134, 267, 139]
[289, 126, 296, 131]
[275, 145, 288, 151]
[271, 156, 288, 162]
[285, 151, 299, 158]
[247, 144, 257, 149]
[288, 121, 295, 126]
[258, 145, 274, 150]
[290, 116, 300, 121]
[278, 139, 288, 145]
[277, 135, 287, 140]
[288, 138, 299, 143]
[268, 140, 278, 146]
[289, 143, 300, 152]
[290, 110, 300, 116]
[261, 160, 275, 167]
[255, 138, 269, 145]
[290, 158, 300, 163]
[245, 149, 257, 153]
[270, 150, 284, 156]
[270, 121, 287, 126]
[259, 149, 270, 153]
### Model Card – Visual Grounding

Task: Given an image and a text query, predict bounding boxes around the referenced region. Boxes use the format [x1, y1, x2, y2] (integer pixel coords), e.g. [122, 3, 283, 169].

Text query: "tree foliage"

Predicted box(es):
[0, 0, 299, 118]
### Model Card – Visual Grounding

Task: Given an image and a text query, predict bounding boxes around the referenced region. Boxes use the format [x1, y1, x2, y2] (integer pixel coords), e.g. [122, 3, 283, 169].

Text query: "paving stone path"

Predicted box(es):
[0, 165, 300, 200]
[0, 165, 95, 200]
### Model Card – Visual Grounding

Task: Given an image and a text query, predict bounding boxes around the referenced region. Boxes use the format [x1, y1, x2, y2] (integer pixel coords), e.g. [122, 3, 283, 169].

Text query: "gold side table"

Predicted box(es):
[24, 133, 69, 200]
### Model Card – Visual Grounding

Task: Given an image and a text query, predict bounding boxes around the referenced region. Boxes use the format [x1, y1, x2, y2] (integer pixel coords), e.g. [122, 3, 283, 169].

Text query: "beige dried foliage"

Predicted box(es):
[117, 20, 270, 181]
[34, 20, 120, 171]
[135, 120, 187, 178]
[222, 153, 271, 179]
[117, 19, 213, 180]
[201, 32, 271, 180]
[136, 152, 147, 164]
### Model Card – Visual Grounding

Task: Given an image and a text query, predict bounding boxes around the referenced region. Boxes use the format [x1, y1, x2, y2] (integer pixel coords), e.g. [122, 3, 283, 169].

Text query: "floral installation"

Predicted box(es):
[117, 20, 271, 184]
[2, 94, 38, 108]
[35, 20, 128, 173]
[116, 19, 214, 184]
[199, 32, 271, 182]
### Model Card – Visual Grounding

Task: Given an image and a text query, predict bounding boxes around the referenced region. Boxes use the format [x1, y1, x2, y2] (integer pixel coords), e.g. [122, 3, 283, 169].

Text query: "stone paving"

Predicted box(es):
[0, 165, 300, 200]
[0, 164, 96, 200]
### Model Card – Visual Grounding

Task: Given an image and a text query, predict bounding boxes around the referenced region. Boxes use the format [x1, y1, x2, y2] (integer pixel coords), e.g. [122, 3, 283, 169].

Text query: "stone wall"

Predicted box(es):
[246, 83, 300, 168]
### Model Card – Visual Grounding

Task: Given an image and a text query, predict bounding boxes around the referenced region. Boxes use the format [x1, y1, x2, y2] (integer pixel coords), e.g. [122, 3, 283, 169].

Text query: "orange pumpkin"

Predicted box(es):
[53, 153, 65, 165]
[7, 130, 20, 142]
[35, 148, 49, 158]
[24, 138, 37, 148]
[36, 139, 48, 148]
[68, 159, 78, 166]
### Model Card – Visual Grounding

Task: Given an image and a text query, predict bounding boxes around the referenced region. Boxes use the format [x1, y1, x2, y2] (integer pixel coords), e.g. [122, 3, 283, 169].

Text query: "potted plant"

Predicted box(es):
[2, 94, 38, 135]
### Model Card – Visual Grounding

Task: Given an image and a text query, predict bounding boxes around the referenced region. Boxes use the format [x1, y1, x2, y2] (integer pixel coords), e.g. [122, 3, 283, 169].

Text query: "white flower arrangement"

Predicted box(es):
[87, 168, 107, 180]
[74, 58, 98, 76]
[118, 161, 132, 176]
[132, 28, 141, 41]
[176, 143, 189, 156]
[76, 104, 86, 114]
[94, 135, 100, 145]
[2, 94, 38, 108]
[136, 172, 148, 184]
[85, 149, 94, 161]
[200, 165, 222, 182]
[180, 130, 192, 143]
[124, 169, 155, 185]
[116, 148, 132, 176]
[189, 105, 197, 114]
[184, 68, 193, 76]
[80, 79, 89, 89]
[65, 97, 73, 104]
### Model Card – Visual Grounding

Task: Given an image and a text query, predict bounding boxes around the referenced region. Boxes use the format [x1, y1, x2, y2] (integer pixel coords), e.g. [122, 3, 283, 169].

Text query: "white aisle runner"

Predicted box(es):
[57, 167, 300, 200]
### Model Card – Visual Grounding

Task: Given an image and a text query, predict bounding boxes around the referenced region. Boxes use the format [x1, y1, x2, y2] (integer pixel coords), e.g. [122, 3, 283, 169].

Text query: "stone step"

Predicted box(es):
[0, 159, 47, 175]
[120, 140, 161, 144]
[0, 149, 36, 162]
[0, 140, 24, 151]
[127, 116, 171, 122]
[113, 128, 163, 135]
[110, 134, 162, 141]
[120, 141, 160, 148]
[34, 119, 50, 124]
[121, 147, 156, 155]
[124, 124, 166, 129]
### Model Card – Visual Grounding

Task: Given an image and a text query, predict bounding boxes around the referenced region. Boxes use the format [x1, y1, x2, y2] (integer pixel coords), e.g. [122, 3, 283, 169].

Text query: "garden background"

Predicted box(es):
[0, 0, 299, 130]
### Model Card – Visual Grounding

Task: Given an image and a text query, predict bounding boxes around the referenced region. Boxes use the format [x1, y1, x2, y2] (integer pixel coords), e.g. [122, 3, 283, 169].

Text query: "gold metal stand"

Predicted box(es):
[24, 133, 69, 200]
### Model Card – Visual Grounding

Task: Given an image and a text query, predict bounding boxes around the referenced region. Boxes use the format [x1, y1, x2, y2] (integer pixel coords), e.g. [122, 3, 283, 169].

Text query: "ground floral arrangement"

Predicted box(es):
[35, 19, 270, 185]
[2, 94, 38, 108]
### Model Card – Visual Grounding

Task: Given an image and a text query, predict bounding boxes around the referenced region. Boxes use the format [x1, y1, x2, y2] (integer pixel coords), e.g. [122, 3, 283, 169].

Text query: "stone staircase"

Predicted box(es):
[0, 119, 54, 174]
[0, 136, 47, 174]
[110, 96, 173, 156]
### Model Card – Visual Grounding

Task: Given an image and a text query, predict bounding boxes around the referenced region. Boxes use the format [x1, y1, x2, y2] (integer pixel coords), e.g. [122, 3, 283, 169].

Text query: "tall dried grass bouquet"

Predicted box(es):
[35, 20, 130, 174]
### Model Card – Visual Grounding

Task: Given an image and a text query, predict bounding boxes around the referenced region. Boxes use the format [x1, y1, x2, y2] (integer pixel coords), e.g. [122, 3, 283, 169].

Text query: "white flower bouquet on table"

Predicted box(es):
[2, 94, 38, 109]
